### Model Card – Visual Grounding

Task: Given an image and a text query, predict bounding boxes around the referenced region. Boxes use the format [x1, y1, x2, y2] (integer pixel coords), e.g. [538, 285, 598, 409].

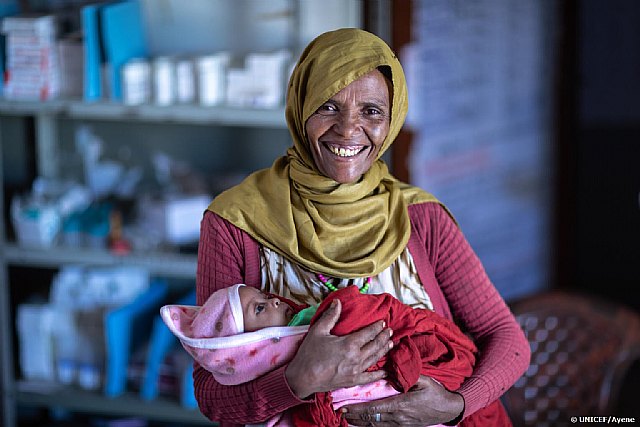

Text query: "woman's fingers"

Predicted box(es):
[285, 302, 393, 397]
[342, 376, 465, 426]
[348, 318, 388, 345]
[341, 400, 395, 426]
[342, 393, 399, 425]
[359, 326, 393, 368]
[351, 369, 388, 387]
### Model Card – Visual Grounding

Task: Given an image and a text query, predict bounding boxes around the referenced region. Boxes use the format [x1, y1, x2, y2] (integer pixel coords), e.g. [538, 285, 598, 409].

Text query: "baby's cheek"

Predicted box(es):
[280, 312, 290, 326]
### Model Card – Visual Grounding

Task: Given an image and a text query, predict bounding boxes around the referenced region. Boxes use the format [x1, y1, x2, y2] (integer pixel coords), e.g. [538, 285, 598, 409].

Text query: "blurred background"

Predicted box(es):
[0, 0, 638, 426]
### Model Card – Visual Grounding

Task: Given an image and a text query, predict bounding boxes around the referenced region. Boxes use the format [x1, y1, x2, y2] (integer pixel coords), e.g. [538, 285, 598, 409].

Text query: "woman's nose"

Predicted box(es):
[334, 111, 361, 137]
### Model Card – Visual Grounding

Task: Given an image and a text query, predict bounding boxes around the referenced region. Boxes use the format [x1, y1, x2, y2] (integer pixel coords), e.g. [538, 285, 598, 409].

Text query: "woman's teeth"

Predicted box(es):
[329, 145, 362, 157]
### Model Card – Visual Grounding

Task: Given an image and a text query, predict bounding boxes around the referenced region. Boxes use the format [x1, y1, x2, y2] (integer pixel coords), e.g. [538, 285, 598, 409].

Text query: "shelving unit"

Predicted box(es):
[0, 0, 367, 423]
[0, 100, 287, 427]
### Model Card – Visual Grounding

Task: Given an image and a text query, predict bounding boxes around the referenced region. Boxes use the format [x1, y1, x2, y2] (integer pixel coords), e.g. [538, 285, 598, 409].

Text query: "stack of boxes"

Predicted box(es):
[1, 14, 60, 100]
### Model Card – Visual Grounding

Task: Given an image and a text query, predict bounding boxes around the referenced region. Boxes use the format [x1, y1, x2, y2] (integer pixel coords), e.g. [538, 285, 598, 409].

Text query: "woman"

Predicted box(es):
[194, 28, 530, 426]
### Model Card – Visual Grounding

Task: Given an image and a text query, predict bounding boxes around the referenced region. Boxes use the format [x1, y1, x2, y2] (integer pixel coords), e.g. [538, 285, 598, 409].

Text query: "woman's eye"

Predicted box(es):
[255, 304, 265, 315]
[365, 107, 382, 116]
[316, 103, 337, 115]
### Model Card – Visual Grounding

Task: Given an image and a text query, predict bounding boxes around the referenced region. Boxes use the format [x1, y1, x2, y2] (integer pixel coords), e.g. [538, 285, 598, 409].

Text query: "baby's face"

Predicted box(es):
[238, 286, 293, 332]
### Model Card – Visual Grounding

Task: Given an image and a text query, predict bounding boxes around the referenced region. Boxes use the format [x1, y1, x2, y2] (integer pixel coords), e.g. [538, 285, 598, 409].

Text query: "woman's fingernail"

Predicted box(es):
[389, 329, 393, 337]
[340, 407, 348, 413]
[382, 321, 386, 328]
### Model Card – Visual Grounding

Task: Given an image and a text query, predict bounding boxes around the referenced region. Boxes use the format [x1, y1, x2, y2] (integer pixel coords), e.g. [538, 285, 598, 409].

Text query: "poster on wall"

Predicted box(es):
[407, 0, 557, 300]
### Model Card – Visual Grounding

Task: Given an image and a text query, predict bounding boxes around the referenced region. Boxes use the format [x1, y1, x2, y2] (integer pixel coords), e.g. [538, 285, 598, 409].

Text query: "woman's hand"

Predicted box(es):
[285, 299, 394, 399]
[341, 376, 464, 426]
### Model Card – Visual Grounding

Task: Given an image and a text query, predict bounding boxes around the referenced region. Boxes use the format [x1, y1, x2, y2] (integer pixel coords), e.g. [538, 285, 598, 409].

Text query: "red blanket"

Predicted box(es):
[290, 286, 511, 427]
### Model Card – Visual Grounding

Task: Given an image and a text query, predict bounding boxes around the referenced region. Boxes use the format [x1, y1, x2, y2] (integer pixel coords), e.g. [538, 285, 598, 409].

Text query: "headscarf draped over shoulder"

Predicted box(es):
[209, 28, 440, 277]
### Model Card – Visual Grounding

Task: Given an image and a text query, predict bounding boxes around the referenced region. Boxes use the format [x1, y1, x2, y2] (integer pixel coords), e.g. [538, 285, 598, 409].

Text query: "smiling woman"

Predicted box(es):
[193, 28, 530, 427]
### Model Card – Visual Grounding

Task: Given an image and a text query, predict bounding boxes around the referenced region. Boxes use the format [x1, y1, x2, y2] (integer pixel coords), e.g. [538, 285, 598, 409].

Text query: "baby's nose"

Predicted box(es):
[271, 298, 280, 307]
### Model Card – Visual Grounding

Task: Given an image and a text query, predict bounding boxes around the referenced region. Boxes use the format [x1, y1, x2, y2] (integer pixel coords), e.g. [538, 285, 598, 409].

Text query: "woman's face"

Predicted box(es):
[305, 70, 391, 184]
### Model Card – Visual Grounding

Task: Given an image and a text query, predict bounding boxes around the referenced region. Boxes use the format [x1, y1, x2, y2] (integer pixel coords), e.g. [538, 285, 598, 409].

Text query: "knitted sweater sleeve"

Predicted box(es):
[409, 203, 531, 419]
[193, 211, 308, 425]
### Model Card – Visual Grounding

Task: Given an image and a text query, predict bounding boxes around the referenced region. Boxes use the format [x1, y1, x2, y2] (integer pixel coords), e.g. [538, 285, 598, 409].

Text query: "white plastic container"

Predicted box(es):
[197, 52, 230, 106]
[17, 304, 56, 381]
[11, 196, 61, 248]
[153, 56, 175, 106]
[121, 58, 151, 106]
[175, 58, 196, 103]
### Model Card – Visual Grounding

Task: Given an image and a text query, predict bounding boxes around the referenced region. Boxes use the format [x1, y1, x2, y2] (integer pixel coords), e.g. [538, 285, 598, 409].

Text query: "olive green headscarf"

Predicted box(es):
[209, 28, 439, 278]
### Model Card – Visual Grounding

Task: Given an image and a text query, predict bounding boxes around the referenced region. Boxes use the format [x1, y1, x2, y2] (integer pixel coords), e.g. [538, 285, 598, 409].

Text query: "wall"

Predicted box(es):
[406, 0, 558, 301]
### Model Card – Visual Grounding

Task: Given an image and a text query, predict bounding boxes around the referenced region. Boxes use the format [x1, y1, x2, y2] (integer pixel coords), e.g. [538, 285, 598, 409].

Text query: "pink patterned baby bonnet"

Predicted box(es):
[160, 284, 309, 385]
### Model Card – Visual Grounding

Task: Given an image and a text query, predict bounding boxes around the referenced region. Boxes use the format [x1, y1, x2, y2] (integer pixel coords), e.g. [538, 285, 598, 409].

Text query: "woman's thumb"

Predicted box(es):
[312, 299, 341, 334]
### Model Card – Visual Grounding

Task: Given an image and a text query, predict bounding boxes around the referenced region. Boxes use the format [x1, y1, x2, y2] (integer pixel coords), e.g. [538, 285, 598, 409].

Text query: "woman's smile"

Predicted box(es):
[324, 143, 367, 159]
[325, 143, 367, 158]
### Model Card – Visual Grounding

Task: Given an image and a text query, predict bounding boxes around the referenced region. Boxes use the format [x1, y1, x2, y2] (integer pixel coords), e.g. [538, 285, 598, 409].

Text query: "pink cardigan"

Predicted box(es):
[194, 202, 530, 426]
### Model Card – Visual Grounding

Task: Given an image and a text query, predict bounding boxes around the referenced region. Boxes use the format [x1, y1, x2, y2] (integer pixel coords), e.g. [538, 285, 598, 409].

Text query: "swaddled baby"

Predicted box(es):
[161, 284, 511, 427]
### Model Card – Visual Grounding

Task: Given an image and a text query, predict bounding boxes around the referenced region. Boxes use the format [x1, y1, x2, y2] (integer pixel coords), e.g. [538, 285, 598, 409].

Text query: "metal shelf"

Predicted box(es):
[0, 99, 287, 128]
[2, 244, 197, 279]
[0, 99, 66, 115]
[16, 381, 211, 425]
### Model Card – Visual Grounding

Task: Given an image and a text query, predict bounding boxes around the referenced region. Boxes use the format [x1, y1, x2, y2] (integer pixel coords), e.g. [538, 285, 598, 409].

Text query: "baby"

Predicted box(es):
[160, 284, 310, 388]
[161, 284, 511, 427]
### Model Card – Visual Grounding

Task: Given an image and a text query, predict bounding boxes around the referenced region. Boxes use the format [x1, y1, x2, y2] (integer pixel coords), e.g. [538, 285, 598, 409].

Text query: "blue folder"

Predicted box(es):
[103, 279, 169, 397]
[81, 3, 105, 101]
[100, 0, 147, 101]
[140, 290, 196, 402]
